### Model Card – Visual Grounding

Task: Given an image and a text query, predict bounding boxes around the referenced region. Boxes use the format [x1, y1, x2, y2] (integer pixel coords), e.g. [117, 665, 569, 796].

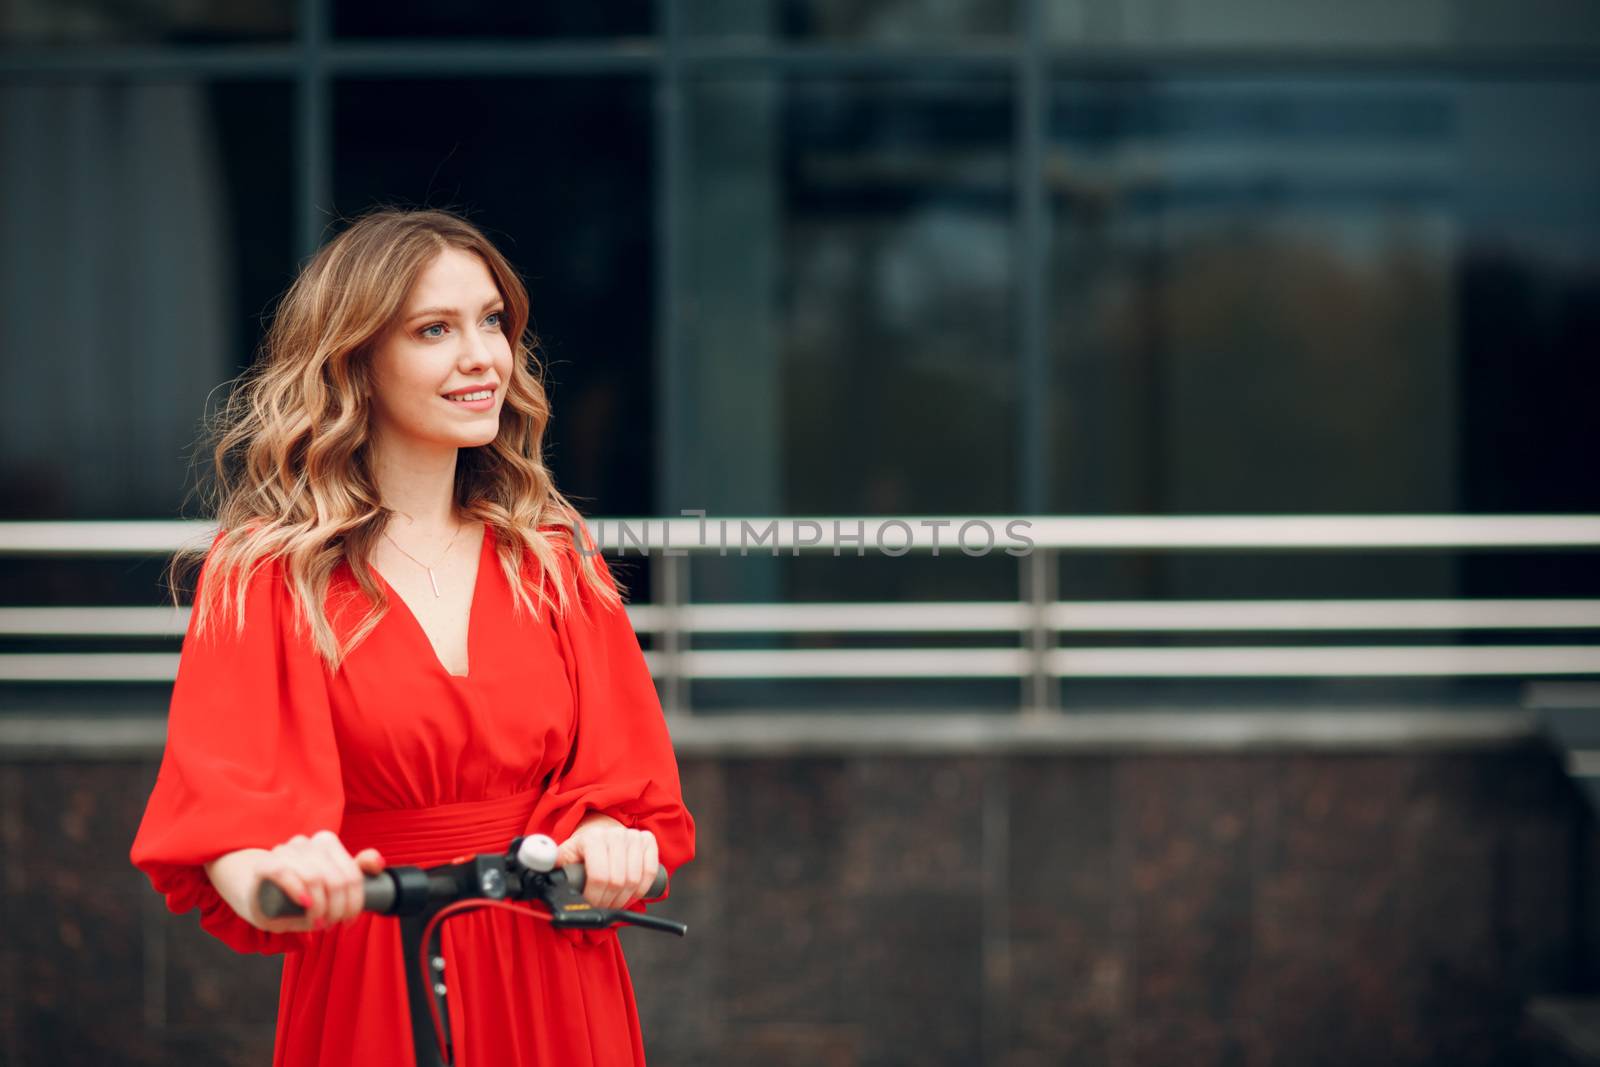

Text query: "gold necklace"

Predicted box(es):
[382, 520, 465, 598]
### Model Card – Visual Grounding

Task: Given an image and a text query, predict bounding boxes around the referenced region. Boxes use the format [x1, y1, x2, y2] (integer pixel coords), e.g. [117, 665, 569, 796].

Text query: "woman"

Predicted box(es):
[128, 207, 695, 1066]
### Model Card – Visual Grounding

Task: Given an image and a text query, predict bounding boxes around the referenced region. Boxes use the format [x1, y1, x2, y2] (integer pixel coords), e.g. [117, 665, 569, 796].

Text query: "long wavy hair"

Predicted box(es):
[168, 206, 622, 671]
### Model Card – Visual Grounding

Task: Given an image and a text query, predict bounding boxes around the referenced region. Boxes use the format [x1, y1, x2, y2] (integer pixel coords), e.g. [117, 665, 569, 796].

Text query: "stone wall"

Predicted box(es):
[1, 738, 1589, 1065]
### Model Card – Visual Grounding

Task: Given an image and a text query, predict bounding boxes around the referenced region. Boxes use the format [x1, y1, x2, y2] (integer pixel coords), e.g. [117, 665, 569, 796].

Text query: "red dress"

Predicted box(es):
[128, 523, 695, 1066]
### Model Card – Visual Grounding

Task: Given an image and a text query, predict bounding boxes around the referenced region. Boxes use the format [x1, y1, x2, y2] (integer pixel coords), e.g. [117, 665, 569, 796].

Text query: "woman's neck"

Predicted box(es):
[369, 434, 462, 534]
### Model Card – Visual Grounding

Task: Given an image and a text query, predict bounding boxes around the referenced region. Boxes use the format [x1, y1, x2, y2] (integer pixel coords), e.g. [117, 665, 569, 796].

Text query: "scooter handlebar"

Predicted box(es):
[257, 861, 669, 920]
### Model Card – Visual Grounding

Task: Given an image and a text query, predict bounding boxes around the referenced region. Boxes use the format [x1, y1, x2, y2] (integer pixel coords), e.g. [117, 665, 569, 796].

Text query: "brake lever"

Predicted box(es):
[512, 838, 688, 940]
[523, 865, 688, 936]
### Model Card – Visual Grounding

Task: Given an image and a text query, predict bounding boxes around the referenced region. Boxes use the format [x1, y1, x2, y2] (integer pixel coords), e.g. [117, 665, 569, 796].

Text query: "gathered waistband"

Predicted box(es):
[340, 788, 541, 866]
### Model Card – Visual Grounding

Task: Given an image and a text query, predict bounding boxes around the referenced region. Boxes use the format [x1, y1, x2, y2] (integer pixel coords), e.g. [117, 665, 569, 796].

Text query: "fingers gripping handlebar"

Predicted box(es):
[255, 833, 673, 928]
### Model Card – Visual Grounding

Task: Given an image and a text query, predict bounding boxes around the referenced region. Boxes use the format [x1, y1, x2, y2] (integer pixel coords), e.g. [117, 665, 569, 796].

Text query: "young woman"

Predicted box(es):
[128, 207, 695, 1065]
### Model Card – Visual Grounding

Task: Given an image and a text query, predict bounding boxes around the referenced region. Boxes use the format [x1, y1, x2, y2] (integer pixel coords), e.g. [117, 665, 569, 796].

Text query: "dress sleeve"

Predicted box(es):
[526, 532, 696, 935]
[128, 533, 344, 956]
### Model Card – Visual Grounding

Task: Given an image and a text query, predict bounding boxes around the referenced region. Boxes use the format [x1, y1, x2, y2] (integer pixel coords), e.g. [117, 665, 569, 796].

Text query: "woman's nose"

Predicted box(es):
[458, 331, 492, 368]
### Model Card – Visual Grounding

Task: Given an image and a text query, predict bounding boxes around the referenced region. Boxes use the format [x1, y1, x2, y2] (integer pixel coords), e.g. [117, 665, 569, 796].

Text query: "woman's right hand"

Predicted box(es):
[205, 830, 386, 934]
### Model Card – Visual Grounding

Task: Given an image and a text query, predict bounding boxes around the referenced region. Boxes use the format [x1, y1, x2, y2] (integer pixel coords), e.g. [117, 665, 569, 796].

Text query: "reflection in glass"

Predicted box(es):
[1045, 75, 1600, 604]
[682, 76, 1015, 521]
[0, 81, 293, 520]
[1048, 78, 1461, 522]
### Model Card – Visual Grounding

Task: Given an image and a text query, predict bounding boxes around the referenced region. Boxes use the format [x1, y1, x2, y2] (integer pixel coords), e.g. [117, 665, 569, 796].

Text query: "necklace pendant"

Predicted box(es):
[426, 568, 441, 598]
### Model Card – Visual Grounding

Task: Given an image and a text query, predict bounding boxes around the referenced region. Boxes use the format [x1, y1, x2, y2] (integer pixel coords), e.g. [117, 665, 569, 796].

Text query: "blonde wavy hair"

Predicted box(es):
[168, 206, 623, 671]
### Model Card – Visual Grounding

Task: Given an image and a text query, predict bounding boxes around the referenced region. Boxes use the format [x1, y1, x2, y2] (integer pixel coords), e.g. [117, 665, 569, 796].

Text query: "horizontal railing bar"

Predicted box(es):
[1046, 599, 1600, 631]
[0, 607, 190, 636]
[659, 645, 1600, 679]
[3, 515, 1600, 555]
[619, 603, 1026, 633]
[0, 654, 179, 682]
[611, 514, 1600, 550]
[1045, 646, 1600, 678]
[669, 648, 1031, 679]
[6, 644, 1597, 682]
[0, 649, 1031, 682]
[8, 599, 1598, 638]
[641, 599, 1600, 633]
[1028, 515, 1600, 550]
[0, 521, 211, 556]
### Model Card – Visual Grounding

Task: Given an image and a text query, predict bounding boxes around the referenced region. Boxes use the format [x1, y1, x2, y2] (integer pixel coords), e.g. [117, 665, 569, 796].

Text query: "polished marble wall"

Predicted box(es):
[1, 742, 1589, 1066]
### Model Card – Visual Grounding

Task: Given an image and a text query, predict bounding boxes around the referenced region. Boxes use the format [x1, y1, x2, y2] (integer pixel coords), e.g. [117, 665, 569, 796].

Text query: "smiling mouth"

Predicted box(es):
[443, 389, 496, 403]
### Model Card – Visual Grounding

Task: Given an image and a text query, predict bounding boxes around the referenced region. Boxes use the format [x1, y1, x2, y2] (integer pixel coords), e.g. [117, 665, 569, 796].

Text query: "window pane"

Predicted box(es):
[1045, 74, 1600, 602]
[0, 80, 294, 520]
[332, 77, 656, 516]
[681, 76, 1015, 519]
[1048, 77, 1459, 516]
[1046, 75, 1600, 517]
[685, 0, 1014, 42]
[0, 0, 291, 45]
[333, 1, 652, 40]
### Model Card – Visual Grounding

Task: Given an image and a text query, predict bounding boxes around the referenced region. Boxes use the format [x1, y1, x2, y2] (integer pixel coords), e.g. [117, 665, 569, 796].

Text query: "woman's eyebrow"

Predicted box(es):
[406, 296, 504, 321]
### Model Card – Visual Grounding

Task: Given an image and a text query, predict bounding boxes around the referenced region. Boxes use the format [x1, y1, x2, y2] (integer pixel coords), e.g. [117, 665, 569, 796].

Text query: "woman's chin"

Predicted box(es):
[453, 427, 500, 449]
[404, 425, 500, 451]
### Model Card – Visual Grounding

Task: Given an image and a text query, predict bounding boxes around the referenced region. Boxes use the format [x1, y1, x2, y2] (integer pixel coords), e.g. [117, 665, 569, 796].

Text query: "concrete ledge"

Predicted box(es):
[0, 716, 168, 759]
[1527, 682, 1600, 709]
[668, 709, 1541, 756]
[0, 708, 1541, 760]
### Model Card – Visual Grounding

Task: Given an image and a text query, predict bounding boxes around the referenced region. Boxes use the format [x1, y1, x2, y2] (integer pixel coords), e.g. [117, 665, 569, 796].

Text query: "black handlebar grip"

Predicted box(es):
[563, 863, 669, 901]
[257, 874, 395, 919]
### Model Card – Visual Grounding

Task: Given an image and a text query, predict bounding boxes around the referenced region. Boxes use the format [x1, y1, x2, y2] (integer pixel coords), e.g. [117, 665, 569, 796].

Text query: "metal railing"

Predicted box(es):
[3, 515, 1600, 716]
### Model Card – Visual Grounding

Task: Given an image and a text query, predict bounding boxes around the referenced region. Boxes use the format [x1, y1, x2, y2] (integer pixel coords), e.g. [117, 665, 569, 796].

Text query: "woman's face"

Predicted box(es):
[367, 246, 514, 453]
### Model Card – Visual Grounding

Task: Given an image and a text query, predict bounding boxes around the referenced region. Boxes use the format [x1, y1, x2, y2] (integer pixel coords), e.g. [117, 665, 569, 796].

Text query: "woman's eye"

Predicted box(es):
[420, 311, 502, 338]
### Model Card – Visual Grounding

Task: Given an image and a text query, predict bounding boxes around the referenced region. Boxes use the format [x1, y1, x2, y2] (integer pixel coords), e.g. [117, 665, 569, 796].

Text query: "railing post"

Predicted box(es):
[1022, 545, 1058, 716]
[656, 549, 689, 719]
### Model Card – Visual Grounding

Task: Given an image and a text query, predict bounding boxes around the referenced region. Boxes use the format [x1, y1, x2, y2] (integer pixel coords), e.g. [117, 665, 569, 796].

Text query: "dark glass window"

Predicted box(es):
[1046, 75, 1600, 518]
[680, 76, 1016, 519]
[0, 80, 294, 521]
[332, 77, 656, 517]
[1047, 76, 1462, 518]
[1044, 74, 1600, 605]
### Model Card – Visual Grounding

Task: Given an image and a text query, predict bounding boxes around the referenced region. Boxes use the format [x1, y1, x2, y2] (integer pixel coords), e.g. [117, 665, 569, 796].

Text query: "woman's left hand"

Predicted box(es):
[554, 815, 660, 911]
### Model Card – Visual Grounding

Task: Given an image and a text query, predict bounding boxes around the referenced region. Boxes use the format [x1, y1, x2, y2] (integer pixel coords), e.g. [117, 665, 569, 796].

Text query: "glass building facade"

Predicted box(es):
[2, 1, 1598, 711]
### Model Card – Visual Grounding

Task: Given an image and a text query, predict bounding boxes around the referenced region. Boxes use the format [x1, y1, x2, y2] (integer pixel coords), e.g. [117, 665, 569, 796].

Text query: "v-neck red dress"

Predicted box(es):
[128, 523, 695, 1066]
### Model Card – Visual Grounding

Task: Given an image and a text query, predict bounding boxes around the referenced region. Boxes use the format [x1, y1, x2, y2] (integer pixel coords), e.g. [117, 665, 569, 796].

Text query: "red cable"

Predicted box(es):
[417, 899, 555, 1065]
